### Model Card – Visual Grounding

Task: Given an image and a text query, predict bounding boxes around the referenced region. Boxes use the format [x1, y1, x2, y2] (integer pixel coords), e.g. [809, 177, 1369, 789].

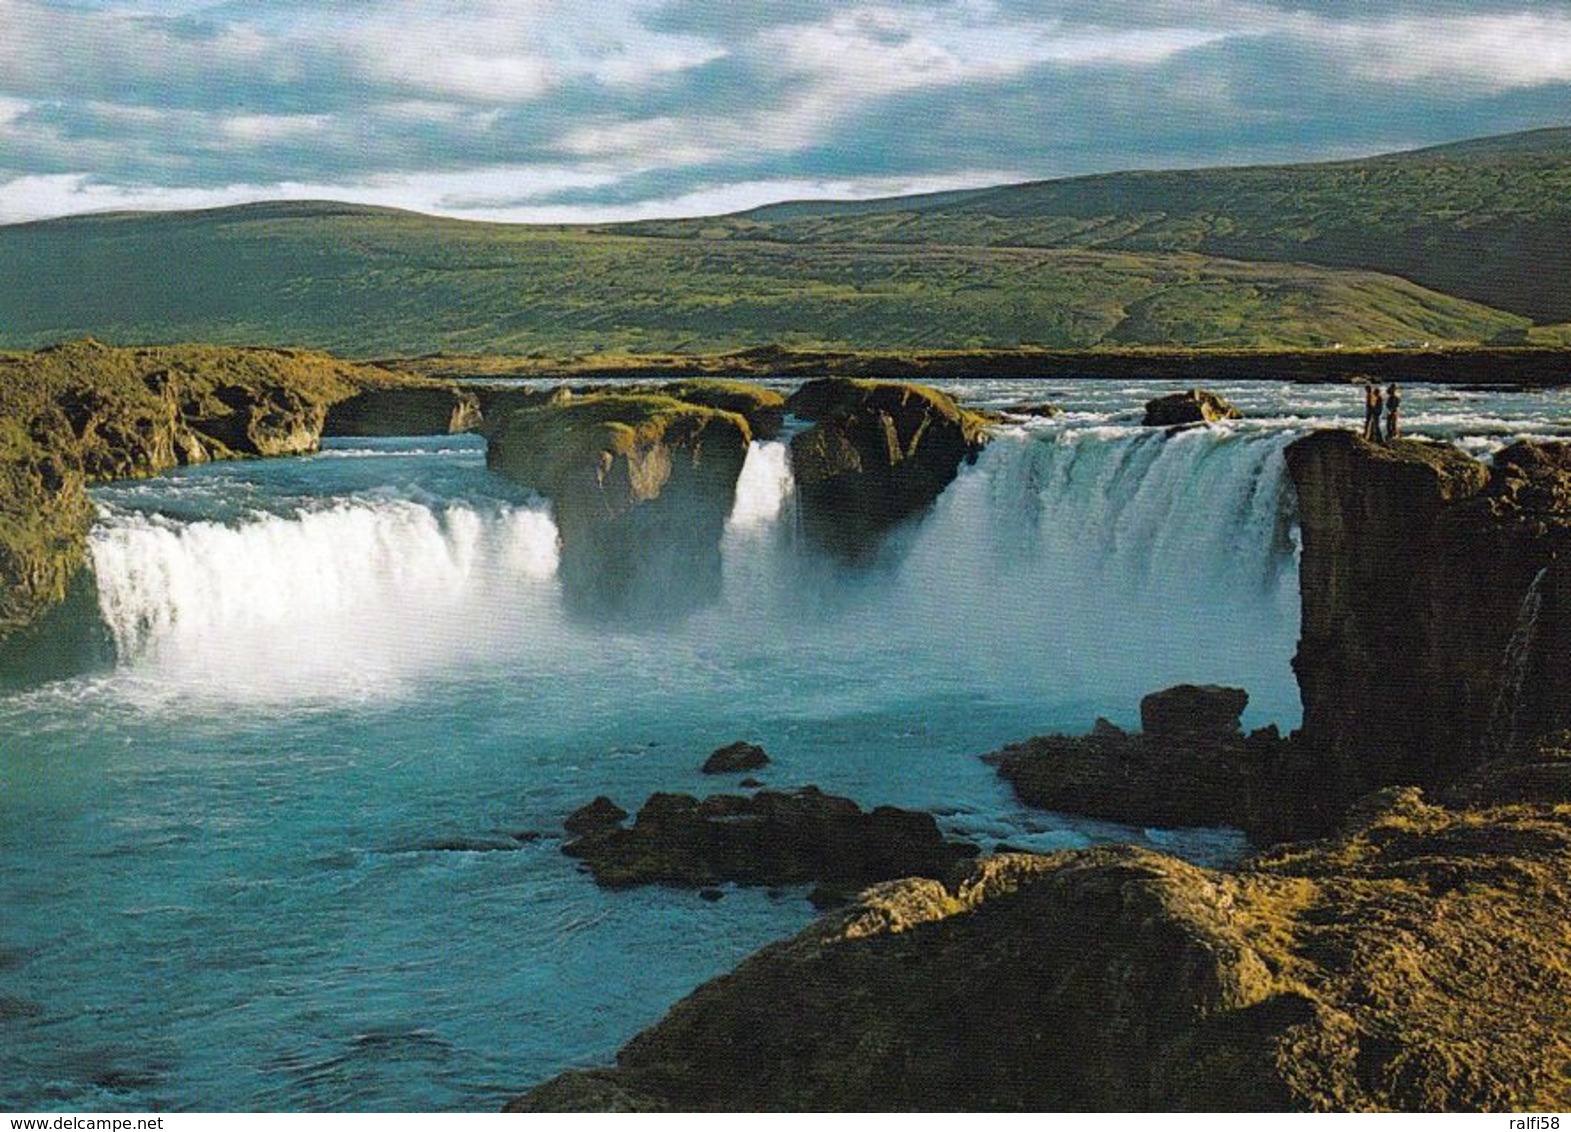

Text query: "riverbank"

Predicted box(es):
[385, 344, 1571, 388]
[0, 340, 470, 642]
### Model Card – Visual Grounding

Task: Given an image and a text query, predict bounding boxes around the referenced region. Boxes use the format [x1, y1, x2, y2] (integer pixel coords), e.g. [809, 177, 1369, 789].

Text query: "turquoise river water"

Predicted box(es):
[1, 378, 1566, 1110]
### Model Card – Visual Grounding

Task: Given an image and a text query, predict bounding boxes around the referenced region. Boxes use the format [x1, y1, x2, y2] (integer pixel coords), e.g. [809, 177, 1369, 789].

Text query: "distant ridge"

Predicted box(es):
[1, 126, 1566, 355]
[15, 199, 430, 229]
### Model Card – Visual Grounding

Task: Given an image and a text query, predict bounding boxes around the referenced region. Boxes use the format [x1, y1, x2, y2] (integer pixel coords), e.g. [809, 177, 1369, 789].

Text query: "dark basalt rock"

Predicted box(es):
[701, 741, 769, 774]
[564, 795, 629, 837]
[562, 786, 976, 894]
[785, 378, 989, 562]
[987, 688, 1293, 842]
[1286, 430, 1571, 823]
[1140, 683, 1249, 739]
[324, 387, 481, 436]
[513, 778, 1571, 1111]
[1142, 388, 1242, 427]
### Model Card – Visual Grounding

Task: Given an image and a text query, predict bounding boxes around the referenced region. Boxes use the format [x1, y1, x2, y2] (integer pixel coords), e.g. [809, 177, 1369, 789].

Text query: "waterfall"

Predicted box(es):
[867, 422, 1304, 726]
[87, 498, 561, 701]
[726, 441, 795, 533]
[78, 424, 1304, 725]
[1487, 565, 1550, 757]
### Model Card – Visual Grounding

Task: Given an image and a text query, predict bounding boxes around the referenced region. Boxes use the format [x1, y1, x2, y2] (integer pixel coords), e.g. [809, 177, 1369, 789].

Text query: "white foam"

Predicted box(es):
[88, 499, 561, 704]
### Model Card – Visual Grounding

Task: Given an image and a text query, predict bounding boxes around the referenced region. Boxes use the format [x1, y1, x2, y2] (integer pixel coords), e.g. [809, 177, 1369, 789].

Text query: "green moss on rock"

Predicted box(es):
[784, 378, 989, 562]
[0, 340, 453, 642]
[487, 393, 752, 616]
[512, 777, 1571, 1111]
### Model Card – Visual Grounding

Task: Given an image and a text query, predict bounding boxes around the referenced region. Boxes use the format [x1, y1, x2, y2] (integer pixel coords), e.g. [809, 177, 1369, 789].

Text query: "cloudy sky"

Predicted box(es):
[2, 0, 1569, 224]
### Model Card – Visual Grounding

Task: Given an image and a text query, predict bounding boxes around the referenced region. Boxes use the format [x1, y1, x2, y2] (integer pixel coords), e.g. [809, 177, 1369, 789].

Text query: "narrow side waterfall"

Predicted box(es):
[1488, 565, 1551, 756]
[726, 441, 795, 532]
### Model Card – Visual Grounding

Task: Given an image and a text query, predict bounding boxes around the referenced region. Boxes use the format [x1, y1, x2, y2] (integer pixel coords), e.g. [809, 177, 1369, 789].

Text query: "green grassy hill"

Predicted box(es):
[627, 127, 1571, 325]
[2, 127, 1567, 355]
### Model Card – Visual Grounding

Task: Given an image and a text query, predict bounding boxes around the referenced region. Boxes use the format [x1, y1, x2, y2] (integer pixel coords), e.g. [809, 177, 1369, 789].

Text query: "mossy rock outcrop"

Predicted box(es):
[0, 340, 462, 643]
[658, 379, 785, 439]
[486, 393, 751, 616]
[513, 774, 1571, 1111]
[784, 378, 989, 562]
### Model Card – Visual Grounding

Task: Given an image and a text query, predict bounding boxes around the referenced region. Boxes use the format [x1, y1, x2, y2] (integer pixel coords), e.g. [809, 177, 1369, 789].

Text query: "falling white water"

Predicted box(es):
[77, 421, 1304, 725]
[726, 441, 795, 533]
[1488, 565, 1551, 756]
[866, 422, 1305, 726]
[87, 499, 561, 702]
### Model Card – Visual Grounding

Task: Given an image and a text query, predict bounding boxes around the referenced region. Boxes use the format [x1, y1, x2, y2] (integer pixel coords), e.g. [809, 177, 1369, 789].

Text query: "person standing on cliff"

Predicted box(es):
[1362, 382, 1384, 442]
[1385, 383, 1402, 441]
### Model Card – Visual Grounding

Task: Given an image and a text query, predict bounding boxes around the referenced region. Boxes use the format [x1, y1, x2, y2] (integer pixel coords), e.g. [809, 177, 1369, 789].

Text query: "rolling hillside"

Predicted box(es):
[625, 127, 1571, 325]
[1, 127, 1566, 356]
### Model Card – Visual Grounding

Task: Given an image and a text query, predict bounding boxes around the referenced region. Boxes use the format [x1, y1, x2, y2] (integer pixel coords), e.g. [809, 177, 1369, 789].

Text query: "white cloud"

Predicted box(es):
[1291, 12, 1571, 91]
[0, 165, 1020, 225]
[220, 112, 335, 143]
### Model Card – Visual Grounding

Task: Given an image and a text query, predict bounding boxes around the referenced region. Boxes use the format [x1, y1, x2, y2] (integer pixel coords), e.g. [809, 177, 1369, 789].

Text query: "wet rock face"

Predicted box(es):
[324, 387, 482, 436]
[186, 383, 328, 457]
[1286, 430, 1571, 809]
[486, 393, 752, 618]
[1142, 388, 1242, 427]
[560, 786, 976, 895]
[785, 378, 988, 562]
[515, 780, 1571, 1112]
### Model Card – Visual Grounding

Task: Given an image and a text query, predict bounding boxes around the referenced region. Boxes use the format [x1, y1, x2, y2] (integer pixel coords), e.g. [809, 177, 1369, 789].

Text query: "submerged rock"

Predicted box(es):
[1142, 388, 1242, 427]
[998, 400, 1062, 419]
[700, 741, 769, 774]
[561, 786, 976, 894]
[513, 782, 1571, 1111]
[486, 393, 752, 617]
[785, 378, 989, 562]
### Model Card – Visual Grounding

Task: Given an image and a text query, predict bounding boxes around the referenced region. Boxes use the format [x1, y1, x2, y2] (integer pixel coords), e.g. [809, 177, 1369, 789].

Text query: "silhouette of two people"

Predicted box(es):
[1363, 382, 1401, 443]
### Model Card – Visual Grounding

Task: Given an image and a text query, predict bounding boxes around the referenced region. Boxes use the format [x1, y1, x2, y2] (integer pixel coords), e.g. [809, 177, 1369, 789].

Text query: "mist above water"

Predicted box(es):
[80, 425, 1303, 728]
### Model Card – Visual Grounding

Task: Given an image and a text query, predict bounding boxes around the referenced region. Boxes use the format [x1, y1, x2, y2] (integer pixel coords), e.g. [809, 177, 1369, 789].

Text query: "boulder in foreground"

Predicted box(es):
[514, 772, 1571, 1111]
